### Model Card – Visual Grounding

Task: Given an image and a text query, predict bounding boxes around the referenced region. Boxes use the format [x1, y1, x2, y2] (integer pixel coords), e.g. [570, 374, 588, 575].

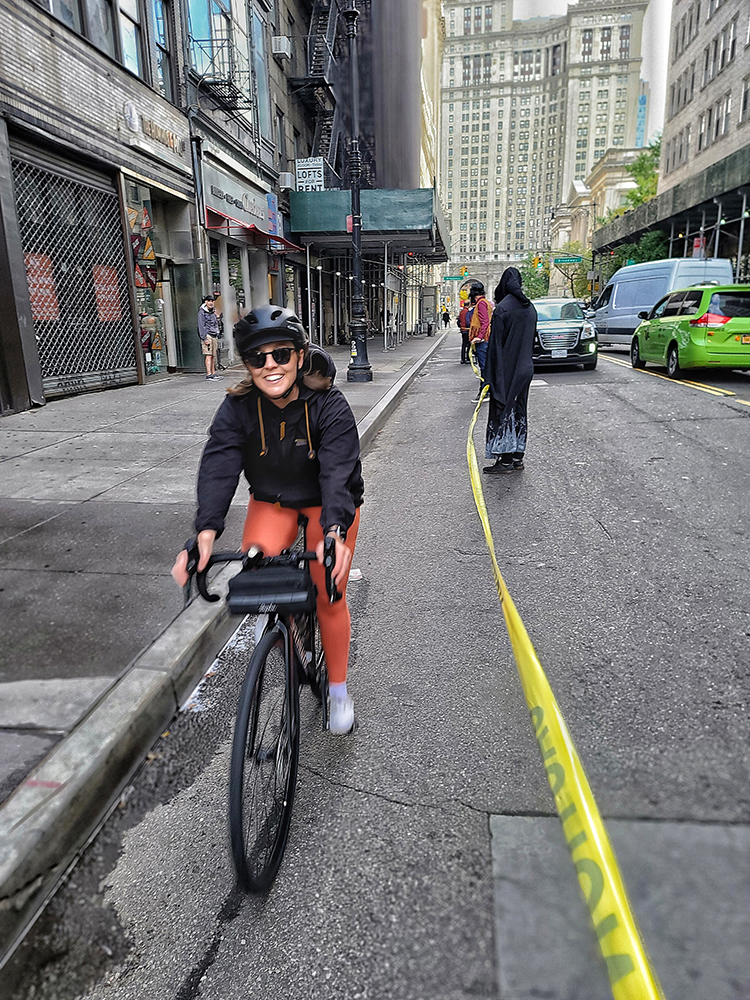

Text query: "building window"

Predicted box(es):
[463, 55, 472, 84]
[741, 77, 750, 123]
[151, 0, 173, 99]
[464, 6, 472, 34]
[600, 26, 611, 60]
[483, 53, 492, 82]
[582, 29, 592, 63]
[118, 0, 143, 74]
[37, 0, 161, 81]
[619, 25, 630, 60]
[485, 4, 492, 32]
[475, 5, 482, 34]
[251, 9, 272, 137]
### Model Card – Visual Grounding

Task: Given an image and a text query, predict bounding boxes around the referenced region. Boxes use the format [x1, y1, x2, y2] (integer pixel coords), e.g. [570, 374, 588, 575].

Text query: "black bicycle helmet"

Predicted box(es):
[469, 281, 485, 300]
[233, 304, 308, 358]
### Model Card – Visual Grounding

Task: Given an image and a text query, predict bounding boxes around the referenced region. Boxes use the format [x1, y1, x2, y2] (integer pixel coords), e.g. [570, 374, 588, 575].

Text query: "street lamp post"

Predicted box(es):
[344, 2, 372, 382]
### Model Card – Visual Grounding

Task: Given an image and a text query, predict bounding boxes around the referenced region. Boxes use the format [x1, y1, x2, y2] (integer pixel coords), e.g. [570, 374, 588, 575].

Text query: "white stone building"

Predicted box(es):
[438, 0, 647, 295]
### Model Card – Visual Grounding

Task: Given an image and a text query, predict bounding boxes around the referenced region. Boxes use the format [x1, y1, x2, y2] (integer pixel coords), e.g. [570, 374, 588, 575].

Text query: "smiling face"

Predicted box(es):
[244, 340, 304, 406]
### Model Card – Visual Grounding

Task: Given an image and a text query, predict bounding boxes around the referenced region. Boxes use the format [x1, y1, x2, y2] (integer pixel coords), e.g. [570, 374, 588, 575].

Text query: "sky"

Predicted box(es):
[512, 0, 673, 140]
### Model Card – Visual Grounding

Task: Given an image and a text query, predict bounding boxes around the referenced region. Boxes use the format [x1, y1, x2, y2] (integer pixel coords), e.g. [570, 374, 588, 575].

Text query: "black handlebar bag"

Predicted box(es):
[227, 566, 316, 616]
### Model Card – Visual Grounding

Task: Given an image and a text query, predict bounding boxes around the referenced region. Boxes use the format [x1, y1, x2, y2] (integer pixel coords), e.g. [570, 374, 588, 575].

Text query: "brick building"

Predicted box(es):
[1, 0, 439, 415]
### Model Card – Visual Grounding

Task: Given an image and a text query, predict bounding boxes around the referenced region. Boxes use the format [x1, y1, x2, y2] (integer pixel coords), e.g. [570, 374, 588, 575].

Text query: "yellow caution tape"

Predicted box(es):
[469, 344, 481, 380]
[467, 393, 666, 1000]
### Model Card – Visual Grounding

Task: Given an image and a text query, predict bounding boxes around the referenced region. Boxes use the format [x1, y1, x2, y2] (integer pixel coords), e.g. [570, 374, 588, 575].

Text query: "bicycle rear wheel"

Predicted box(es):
[229, 625, 300, 892]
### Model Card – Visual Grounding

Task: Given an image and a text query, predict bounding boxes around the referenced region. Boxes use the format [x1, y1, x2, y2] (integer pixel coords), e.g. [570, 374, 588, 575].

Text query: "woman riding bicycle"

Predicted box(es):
[171, 304, 364, 734]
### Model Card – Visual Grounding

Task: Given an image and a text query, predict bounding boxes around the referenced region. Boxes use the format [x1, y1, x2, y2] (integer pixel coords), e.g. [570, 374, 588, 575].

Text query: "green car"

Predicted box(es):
[630, 284, 750, 377]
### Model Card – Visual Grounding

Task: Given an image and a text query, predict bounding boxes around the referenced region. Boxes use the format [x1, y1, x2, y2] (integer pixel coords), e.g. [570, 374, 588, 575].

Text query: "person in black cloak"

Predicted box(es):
[483, 267, 537, 474]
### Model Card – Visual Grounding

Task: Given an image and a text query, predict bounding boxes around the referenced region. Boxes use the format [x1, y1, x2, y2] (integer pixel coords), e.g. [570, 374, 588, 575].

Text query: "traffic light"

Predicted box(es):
[459, 265, 468, 276]
[532, 256, 543, 271]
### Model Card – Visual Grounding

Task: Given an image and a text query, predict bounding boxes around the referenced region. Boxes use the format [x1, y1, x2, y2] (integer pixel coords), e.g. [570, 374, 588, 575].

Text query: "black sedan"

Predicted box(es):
[531, 298, 598, 370]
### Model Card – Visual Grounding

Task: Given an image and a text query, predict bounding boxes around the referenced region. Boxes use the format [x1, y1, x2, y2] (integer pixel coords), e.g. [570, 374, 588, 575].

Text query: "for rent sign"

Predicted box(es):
[295, 157, 325, 192]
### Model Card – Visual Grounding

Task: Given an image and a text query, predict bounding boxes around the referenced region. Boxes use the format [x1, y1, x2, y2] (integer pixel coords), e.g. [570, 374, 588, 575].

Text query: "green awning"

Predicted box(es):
[289, 188, 450, 262]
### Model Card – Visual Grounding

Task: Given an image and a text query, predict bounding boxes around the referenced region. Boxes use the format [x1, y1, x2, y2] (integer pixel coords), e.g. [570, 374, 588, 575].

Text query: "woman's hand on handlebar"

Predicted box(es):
[171, 529, 217, 587]
[316, 533, 352, 590]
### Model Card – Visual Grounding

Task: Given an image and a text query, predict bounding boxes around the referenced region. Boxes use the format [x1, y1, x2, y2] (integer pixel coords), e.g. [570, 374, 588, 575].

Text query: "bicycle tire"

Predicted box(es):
[229, 625, 300, 893]
[309, 619, 328, 708]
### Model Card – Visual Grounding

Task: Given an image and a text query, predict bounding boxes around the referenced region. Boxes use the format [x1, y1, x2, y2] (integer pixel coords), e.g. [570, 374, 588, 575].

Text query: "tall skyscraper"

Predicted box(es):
[439, 0, 647, 278]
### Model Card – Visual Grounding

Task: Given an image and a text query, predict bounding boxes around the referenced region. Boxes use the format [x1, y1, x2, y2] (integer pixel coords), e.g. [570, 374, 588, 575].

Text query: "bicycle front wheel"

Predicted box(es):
[229, 625, 300, 893]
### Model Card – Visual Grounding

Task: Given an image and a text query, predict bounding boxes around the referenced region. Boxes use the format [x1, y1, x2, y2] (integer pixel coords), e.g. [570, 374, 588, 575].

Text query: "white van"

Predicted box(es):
[592, 258, 733, 346]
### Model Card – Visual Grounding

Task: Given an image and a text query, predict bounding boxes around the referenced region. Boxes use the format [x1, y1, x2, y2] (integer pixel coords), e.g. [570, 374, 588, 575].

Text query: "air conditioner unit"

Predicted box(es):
[272, 35, 292, 59]
[278, 172, 296, 190]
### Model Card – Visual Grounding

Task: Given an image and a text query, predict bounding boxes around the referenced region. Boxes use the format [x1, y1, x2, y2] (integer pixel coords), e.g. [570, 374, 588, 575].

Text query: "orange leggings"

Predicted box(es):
[241, 499, 361, 684]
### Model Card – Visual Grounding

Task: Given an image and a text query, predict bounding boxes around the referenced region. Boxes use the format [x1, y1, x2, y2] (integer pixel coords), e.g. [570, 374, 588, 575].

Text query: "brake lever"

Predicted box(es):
[196, 556, 221, 603]
[323, 535, 342, 604]
[182, 538, 199, 609]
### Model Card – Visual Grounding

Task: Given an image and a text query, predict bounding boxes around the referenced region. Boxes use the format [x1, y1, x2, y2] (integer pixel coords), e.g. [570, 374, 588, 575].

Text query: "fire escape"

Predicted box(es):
[187, 2, 255, 124]
[291, 0, 344, 187]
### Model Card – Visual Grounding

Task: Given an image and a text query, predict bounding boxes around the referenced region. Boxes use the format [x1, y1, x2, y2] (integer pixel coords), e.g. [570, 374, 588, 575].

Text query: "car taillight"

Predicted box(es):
[690, 312, 731, 327]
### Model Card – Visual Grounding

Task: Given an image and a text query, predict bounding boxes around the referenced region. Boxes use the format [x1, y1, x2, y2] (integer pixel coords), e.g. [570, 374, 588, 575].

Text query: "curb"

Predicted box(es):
[0, 332, 447, 968]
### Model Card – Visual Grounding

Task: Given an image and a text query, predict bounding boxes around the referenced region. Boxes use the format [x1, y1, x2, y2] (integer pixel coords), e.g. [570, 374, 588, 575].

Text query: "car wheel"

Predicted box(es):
[666, 343, 682, 379]
[583, 357, 597, 371]
[631, 337, 646, 369]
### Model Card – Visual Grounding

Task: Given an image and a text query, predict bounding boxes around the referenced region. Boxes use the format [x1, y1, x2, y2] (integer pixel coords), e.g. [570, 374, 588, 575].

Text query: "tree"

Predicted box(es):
[552, 241, 590, 298]
[624, 135, 661, 210]
[598, 231, 669, 284]
[520, 252, 550, 298]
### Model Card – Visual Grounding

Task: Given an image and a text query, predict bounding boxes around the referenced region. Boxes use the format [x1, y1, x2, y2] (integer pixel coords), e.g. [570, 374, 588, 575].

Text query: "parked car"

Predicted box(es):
[630, 284, 750, 377]
[531, 298, 598, 370]
[592, 257, 734, 346]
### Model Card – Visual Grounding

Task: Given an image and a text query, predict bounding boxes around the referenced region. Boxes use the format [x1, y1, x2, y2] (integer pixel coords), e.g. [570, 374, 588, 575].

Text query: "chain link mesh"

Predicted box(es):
[11, 158, 136, 386]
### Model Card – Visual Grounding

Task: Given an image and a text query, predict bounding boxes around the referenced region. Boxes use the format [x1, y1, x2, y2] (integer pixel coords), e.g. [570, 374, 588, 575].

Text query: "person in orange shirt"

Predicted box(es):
[468, 282, 492, 402]
[458, 301, 471, 364]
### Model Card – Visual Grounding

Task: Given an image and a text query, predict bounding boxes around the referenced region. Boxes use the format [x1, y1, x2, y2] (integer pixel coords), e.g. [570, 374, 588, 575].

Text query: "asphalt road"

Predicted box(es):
[2, 336, 748, 1000]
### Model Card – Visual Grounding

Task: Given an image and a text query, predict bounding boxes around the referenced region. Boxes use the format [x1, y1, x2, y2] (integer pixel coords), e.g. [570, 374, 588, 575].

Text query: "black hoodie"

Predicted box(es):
[194, 350, 363, 538]
[485, 267, 537, 415]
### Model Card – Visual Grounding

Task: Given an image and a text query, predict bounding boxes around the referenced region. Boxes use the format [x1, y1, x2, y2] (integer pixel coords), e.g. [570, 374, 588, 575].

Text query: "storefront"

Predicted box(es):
[191, 153, 302, 371]
[8, 138, 138, 401]
[119, 103, 196, 382]
[0, 98, 195, 407]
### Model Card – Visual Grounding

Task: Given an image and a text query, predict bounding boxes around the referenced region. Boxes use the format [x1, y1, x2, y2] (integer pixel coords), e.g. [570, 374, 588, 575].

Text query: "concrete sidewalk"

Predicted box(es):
[0, 329, 450, 965]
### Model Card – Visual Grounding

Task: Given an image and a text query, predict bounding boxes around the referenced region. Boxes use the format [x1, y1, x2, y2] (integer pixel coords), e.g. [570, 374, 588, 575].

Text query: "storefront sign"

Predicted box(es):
[24, 253, 60, 322]
[122, 102, 187, 155]
[203, 161, 268, 229]
[296, 157, 325, 191]
[92, 264, 122, 322]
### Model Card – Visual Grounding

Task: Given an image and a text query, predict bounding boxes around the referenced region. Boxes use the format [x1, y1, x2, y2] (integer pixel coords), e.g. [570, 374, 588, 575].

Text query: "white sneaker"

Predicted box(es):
[328, 695, 355, 735]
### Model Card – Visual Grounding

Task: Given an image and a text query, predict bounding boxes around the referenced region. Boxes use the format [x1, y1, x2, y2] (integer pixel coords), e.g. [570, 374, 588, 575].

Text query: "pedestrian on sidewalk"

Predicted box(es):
[483, 267, 537, 475]
[469, 282, 492, 402]
[442, 308, 450, 328]
[458, 300, 471, 363]
[171, 305, 364, 735]
[198, 294, 222, 380]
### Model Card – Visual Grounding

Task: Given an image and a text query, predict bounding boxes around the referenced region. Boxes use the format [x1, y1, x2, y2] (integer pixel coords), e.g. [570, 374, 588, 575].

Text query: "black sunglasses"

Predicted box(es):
[245, 347, 295, 368]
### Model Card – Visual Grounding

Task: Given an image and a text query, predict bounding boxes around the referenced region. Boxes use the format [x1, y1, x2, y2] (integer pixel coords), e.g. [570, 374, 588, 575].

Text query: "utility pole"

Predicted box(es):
[344, 2, 372, 382]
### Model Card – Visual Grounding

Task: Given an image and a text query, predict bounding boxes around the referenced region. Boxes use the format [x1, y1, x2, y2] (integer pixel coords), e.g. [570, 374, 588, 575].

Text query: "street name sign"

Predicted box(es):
[553, 255, 583, 264]
[443, 275, 464, 280]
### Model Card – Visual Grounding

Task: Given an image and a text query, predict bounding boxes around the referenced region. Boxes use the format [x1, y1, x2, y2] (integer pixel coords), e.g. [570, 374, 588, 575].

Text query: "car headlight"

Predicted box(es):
[580, 323, 596, 339]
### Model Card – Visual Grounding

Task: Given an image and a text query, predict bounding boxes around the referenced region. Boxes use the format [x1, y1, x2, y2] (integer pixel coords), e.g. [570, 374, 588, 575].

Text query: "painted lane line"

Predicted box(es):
[600, 354, 735, 397]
